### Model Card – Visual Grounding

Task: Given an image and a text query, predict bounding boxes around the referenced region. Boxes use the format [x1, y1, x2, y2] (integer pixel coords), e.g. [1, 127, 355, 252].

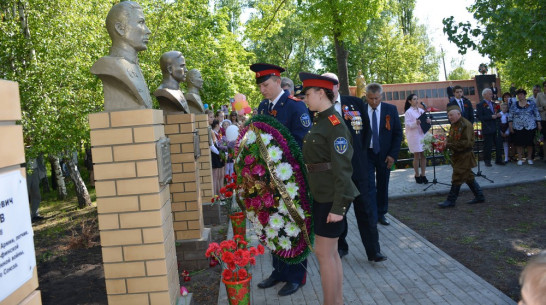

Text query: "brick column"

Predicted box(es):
[0, 80, 42, 305]
[164, 114, 203, 240]
[195, 114, 222, 225]
[89, 109, 180, 305]
[164, 114, 211, 271]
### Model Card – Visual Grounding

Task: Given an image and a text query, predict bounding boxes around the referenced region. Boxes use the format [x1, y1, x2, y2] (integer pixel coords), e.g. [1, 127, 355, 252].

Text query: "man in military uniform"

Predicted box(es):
[322, 73, 386, 262]
[251, 63, 310, 296]
[439, 105, 486, 208]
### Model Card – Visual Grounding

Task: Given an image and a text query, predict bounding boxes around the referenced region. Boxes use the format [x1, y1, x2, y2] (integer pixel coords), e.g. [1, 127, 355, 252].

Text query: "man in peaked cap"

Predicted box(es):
[252, 63, 311, 147]
[251, 63, 310, 296]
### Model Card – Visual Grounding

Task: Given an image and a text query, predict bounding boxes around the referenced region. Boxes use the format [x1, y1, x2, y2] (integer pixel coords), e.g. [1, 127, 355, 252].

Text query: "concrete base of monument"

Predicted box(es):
[202, 203, 222, 225]
[176, 227, 212, 271]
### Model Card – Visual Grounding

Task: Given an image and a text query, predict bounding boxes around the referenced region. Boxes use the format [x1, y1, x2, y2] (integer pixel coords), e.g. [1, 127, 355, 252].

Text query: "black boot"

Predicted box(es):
[438, 184, 460, 208]
[466, 180, 485, 204]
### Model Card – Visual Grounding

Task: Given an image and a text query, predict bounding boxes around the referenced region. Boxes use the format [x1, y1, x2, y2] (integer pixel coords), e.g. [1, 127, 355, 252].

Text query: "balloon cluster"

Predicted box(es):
[232, 93, 252, 115]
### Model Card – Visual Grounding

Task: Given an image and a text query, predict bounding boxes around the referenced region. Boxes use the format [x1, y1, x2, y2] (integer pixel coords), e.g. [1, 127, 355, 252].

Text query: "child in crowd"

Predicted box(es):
[498, 103, 511, 164]
[220, 119, 236, 178]
[518, 251, 546, 305]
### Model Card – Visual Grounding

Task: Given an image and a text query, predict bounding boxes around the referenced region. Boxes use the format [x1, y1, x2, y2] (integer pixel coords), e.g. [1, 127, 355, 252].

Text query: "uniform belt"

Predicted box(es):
[305, 162, 331, 173]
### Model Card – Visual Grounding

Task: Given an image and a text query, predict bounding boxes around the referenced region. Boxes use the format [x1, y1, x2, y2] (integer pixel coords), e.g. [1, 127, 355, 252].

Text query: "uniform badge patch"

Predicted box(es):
[328, 114, 341, 126]
[334, 137, 348, 154]
[300, 113, 311, 127]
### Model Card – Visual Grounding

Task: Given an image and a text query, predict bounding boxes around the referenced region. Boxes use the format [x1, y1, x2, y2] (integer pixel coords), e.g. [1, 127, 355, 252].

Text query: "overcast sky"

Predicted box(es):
[414, 0, 489, 80]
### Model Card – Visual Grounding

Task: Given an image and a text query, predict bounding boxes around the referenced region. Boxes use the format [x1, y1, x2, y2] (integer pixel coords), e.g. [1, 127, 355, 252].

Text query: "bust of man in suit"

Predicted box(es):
[90, 1, 153, 111]
[153, 51, 190, 114]
[184, 69, 205, 114]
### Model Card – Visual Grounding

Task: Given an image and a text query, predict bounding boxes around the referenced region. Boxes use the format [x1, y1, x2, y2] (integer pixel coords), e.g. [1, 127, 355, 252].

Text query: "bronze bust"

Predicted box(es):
[153, 51, 190, 114]
[91, 1, 153, 111]
[184, 69, 205, 114]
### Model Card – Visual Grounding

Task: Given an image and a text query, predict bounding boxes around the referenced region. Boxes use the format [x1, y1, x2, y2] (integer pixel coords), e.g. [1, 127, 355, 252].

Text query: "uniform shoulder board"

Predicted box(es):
[289, 95, 303, 102]
[328, 114, 341, 126]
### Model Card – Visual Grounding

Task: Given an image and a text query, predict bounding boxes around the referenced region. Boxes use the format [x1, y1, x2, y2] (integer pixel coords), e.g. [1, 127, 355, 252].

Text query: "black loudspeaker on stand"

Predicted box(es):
[472, 113, 494, 183]
[422, 103, 451, 191]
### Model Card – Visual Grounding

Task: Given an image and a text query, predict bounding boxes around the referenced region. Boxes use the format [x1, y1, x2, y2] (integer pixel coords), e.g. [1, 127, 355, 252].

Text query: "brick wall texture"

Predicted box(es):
[89, 109, 180, 305]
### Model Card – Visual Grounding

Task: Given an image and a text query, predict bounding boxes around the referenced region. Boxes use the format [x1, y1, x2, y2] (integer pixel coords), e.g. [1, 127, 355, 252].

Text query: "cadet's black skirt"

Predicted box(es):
[312, 201, 346, 238]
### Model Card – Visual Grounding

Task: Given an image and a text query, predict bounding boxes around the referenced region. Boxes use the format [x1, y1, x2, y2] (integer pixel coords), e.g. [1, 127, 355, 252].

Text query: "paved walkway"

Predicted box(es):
[218, 161, 545, 304]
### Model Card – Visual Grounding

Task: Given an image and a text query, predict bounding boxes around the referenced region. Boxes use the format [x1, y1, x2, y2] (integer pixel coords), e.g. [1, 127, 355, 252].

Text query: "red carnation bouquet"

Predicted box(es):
[205, 234, 265, 281]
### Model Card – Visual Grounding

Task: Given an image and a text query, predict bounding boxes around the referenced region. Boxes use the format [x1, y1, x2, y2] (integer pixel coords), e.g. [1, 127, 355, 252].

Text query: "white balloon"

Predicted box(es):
[226, 125, 239, 142]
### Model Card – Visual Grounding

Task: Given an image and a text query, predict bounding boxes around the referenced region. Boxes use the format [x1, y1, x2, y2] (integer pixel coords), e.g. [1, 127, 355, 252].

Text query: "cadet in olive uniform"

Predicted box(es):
[251, 63, 309, 296]
[300, 72, 359, 305]
[439, 105, 486, 208]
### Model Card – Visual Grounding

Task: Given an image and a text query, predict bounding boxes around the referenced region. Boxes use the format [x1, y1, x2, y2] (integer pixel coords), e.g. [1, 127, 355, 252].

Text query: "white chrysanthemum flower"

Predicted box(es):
[244, 130, 256, 144]
[277, 199, 288, 215]
[246, 211, 255, 220]
[284, 222, 301, 237]
[285, 182, 299, 199]
[297, 206, 305, 218]
[268, 213, 285, 230]
[278, 236, 292, 250]
[267, 145, 283, 163]
[265, 225, 277, 239]
[266, 239, 277, 250]
[275, 162, 293, 181]
[260, 133, 273, 146]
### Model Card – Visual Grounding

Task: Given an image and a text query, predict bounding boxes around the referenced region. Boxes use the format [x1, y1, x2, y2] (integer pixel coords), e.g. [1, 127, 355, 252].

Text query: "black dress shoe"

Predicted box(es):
[257, 276, 281, 289]
[378, 215, 390, 226]
[278, 282, 303, 296]
[485, 162, 492, 167]
[415, 176, 422, 184]
[420, 175, 428, 184]
[495, 161, 505, 165]
[338, 249, 348, 259]
[368, 253, 387, 262]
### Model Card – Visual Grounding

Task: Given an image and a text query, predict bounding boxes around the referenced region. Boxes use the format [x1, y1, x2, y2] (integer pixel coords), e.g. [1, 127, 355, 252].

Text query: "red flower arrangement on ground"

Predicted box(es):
[205, 234, 265, 281]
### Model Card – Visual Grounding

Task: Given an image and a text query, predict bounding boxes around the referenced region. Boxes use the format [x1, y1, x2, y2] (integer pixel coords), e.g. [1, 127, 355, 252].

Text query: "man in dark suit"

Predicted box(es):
[251, 63, 310, 296]
[365, 83, 403, 226]
[476, 88, 504, 166]
[322, 73, 386, 263]
[447, 85, 474, 123]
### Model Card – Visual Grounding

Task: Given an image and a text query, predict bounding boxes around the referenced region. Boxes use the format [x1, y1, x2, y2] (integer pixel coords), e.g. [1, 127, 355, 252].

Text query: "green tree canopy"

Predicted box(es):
[442, 0, 546, 87]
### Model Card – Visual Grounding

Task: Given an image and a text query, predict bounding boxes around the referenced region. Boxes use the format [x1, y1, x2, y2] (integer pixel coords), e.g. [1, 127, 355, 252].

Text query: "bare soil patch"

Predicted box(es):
[389, 180, 546, 301]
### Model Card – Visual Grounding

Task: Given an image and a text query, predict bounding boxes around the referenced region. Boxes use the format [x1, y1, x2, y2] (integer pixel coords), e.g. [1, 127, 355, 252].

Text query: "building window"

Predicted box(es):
[393, 91, 399, 100]
[400, 91, 406, 100]
[419, 90, 425, 98]
[381, 92, 386, 100]
[387, 92, 393, 101]
[439, 89, 445, 98]
[469, 87, 475, 95]
[463, 87, 470, 96]
[426, 89, 432, 98]
[432, 88, 439, 98]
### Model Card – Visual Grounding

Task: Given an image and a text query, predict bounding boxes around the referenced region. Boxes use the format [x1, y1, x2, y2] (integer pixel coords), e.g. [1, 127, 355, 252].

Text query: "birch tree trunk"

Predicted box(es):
[49, 155, 67, 199]
[66, 157, 92, 208]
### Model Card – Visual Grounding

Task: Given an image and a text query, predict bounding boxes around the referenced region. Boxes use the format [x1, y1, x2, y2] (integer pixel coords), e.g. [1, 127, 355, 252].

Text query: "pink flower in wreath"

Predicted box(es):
[263, 192, 275, 208]
[244, 155, 255, 166]
[250, 196, 262, 209]
[258, 211, 270, 225]
[241, 166, 251, 177]
[251, 164, 266, 176]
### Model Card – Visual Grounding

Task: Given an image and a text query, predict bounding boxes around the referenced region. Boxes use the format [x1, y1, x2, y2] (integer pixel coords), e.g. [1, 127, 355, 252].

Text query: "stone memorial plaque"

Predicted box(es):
[193, 129, 201, 160]
[156, 137, 172, 185]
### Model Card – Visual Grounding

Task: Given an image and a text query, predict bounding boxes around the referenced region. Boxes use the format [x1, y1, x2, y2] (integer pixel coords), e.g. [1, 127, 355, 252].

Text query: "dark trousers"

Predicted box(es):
[367, 149, 390, 218]
[483, 132, 503, 163]
[338, 195, 380, 259]
[271, 256, 306, 284]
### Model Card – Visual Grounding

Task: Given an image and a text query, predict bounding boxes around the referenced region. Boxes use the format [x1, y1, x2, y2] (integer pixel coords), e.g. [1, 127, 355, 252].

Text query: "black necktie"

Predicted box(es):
[268, 101, 274, 112]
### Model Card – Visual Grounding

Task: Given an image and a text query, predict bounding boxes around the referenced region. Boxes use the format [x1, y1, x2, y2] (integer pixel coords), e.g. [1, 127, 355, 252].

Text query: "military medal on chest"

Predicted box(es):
[343, 105, 362, 134]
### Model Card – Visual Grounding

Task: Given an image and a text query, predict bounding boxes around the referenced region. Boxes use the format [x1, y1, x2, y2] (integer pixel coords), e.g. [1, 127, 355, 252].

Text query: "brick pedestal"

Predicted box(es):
[164, 114, 212, 271]
[89, 109, 180, 305]
[195, 114, 222, 225]
[0, 80, 42, 305]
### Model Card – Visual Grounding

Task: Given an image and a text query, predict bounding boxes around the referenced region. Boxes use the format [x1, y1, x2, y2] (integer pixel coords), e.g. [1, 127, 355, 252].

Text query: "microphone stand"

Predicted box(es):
[472, 104, 494, 183]
[422, 103, 451, 191]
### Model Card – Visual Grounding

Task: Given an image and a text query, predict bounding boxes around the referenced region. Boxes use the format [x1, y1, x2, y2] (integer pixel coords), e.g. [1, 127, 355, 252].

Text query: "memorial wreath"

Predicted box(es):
[233, 115, 314, 264]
